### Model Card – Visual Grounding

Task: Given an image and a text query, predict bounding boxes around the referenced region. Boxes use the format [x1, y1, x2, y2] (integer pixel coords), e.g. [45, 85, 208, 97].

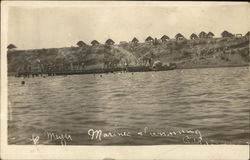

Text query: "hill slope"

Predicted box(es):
[7, 36, 249, 75]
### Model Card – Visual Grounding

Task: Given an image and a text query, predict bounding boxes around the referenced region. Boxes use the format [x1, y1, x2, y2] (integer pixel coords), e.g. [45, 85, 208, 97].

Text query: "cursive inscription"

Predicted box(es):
[87, 127, 206, 144]
[46, 132, 73, 145]
[30, 127, 207, 145]
[30, 134, 40, 145]
[88, 129, 131, 141]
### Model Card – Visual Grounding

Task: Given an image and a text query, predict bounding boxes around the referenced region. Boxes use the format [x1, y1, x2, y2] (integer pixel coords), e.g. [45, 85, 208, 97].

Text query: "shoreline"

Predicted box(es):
[8, 36, 249, 77]
[8, 64, 249, 77]
[176, 64, 249, 70]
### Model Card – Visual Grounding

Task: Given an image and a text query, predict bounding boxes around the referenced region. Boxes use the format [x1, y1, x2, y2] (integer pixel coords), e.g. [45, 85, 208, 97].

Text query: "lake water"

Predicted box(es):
[8, 67, 249, 145]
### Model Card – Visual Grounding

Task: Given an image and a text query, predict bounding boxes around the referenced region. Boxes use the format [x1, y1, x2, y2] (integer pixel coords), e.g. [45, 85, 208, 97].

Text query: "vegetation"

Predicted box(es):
[7, 34, 249, 75]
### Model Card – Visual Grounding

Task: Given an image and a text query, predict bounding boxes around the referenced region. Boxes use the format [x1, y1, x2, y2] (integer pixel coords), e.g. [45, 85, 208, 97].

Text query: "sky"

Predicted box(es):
[7, 2, 250, 50]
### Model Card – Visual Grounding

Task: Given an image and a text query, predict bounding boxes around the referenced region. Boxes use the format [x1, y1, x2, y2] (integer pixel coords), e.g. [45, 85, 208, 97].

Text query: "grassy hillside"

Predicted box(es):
[7, 36, 249, 75]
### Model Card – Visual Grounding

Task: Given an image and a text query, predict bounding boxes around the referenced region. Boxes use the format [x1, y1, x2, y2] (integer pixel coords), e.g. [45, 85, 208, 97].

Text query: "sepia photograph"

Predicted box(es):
[1, 1, 249, 159]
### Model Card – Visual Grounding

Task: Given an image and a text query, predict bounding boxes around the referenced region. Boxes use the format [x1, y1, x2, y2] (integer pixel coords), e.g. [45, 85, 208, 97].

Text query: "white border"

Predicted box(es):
[1, 1, 249, 160]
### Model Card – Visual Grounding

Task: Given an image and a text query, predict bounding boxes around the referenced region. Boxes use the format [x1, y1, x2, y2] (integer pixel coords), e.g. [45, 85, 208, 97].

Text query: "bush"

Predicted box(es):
[240, 50, 249, 61]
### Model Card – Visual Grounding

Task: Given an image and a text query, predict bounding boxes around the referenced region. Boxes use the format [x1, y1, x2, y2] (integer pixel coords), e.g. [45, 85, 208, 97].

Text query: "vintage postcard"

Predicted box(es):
[1, 1, 249, 160]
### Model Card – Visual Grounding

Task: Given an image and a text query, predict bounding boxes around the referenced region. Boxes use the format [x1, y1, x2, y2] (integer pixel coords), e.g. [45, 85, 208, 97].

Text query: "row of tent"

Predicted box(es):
[76, 30, 250, 47]
[7, 31, 250, 50]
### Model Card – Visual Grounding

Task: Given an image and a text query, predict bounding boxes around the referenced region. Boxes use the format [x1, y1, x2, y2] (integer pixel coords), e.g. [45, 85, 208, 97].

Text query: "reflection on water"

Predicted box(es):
[8, 67, 249, 145]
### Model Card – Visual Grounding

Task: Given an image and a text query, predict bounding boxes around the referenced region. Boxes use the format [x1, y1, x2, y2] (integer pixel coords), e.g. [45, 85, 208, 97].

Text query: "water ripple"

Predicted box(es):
[8, 67, 249, 145]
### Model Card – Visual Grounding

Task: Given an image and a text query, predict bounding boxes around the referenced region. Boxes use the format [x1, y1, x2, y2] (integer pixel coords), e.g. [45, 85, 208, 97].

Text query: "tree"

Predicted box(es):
[7, 44, 17, 50]
[153, 38, 160, 45]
